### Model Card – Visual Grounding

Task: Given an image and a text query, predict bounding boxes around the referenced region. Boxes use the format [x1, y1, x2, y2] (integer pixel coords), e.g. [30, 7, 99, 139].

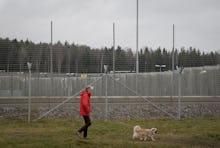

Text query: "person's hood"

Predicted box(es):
[80, 90, 87, 96]
[81, 90, 91, 97]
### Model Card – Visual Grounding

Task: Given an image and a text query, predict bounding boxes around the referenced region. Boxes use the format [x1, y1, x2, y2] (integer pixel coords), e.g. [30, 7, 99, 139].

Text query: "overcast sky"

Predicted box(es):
[0, 0, 220, 52]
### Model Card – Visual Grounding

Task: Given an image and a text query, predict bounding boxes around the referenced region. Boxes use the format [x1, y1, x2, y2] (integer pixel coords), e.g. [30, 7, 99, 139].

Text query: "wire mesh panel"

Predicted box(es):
[0, 37, 220, 119]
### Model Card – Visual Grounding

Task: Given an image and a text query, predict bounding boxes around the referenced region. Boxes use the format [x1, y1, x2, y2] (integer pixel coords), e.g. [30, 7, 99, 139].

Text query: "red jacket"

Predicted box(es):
[80, 91, 91, 116]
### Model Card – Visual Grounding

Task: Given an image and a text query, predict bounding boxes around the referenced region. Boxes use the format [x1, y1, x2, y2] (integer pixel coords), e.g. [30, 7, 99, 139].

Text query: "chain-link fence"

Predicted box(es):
[0, 38, 220, 120]
[0, 65, 219, 97]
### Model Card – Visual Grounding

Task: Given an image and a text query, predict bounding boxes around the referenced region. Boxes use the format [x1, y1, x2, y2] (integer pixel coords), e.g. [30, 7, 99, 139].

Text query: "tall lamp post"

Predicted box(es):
[135, 0, 139, 93]
[136, 0, 139, 74]
[27, 62, 32, 123]
[112, 23, 116, 95]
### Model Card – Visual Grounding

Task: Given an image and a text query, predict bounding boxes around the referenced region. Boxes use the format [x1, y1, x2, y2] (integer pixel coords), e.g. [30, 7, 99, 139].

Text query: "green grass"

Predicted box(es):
[0, 118, 220, 148]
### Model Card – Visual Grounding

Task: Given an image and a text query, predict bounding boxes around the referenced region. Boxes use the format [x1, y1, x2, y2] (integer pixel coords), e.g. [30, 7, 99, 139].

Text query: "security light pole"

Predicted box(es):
[136, 0, 139, 74]
[172, 24, 175, 71]
[136, 0, 139, 92]
[113, 23, 115, 74]
[171, 24, 175, 100]
[50, 21, 53, 75]
[50, 21, 53, 109]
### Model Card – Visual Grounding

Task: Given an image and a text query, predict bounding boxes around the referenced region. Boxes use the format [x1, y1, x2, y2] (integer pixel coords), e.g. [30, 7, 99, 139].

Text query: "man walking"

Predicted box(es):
[76, 85, 93, 139]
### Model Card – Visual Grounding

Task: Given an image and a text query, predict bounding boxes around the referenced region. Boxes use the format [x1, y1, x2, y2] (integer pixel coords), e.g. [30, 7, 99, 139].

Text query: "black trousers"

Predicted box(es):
[78, 116, 91, 138]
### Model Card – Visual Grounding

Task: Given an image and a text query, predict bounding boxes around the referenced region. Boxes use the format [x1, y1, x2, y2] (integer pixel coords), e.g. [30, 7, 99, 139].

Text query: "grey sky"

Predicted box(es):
[0, 0, 220, 52]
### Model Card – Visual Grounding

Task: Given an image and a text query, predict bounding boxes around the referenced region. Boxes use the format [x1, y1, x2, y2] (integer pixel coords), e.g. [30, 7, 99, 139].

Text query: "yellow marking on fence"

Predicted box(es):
[81, 74, 87, 79]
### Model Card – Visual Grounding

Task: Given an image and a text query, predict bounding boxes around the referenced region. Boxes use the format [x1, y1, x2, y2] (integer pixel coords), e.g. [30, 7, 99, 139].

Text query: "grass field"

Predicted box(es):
[0, 118, 220, 148]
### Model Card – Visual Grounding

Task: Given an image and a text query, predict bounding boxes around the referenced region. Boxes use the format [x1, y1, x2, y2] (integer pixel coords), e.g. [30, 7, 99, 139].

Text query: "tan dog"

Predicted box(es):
[132, 125, 158, 141]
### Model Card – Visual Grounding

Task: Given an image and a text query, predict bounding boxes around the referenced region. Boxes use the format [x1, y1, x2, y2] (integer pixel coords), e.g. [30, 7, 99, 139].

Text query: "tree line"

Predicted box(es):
[0, 37, 219, 73]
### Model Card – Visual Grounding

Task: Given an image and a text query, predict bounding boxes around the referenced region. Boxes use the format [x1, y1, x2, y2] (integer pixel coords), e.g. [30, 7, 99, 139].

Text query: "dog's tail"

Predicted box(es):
[133, 125, 141, 132]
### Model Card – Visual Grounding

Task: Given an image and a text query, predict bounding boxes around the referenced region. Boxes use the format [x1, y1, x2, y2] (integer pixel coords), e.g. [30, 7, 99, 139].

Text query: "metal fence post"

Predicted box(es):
[104, 65, 108, 120]
[178, 73, 181, 120]
[50, 21, 53, 109]
[105, 74, 108, 120]
[178, 66, 184, 120]
[27, 62, 32, 123]
[10, 73, 13, 96]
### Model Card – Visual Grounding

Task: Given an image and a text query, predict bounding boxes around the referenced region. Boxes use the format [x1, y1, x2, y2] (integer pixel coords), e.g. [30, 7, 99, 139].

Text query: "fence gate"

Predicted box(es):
[37, 73, 178, 120]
